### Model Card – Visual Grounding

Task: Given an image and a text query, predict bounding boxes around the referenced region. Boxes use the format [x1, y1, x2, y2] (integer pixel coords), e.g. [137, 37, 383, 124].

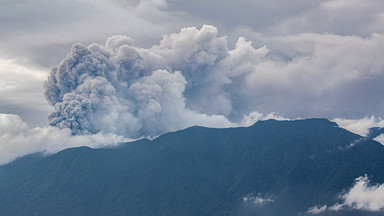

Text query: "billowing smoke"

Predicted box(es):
[44, 25, 384, 138]
[44, 25, 240, 137]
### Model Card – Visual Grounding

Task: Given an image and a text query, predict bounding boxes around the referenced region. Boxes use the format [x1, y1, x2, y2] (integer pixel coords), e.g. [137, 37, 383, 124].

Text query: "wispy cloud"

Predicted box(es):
[243, 193, 275, 206]
[307, 205, 327, 214]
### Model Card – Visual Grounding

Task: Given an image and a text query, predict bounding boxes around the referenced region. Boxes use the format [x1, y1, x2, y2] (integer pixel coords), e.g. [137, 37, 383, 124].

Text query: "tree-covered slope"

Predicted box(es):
[1, 119, 384, 215]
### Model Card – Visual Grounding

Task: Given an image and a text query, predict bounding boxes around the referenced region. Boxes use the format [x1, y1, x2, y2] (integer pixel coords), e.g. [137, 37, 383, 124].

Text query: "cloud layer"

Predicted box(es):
[2, 0, 384, 166]
[0, 113, 126, 165]
[2, 0, 384, 131]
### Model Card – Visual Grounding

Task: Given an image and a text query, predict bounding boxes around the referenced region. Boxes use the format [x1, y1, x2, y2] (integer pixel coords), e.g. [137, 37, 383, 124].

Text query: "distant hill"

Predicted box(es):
[1, 119, 384, 216]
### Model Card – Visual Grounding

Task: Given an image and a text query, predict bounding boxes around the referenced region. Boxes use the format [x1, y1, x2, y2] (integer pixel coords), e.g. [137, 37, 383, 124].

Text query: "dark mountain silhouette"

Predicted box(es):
[1, 119, 384, 216]
[367, 127, 384, 139]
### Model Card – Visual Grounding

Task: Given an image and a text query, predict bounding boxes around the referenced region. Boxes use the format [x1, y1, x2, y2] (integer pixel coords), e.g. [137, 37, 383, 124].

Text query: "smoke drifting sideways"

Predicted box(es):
[44, 25, 267, 138]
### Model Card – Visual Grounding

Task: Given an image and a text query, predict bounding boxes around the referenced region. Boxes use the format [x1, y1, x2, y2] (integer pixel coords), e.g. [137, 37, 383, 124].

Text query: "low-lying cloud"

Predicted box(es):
[0, 113, 126, 165]
[307, 175, 384, 214]
[243, 193, 275, 206]
[339, 175, 384, 211]
[0, 110, 288, 165]
[333, 117, 384, 145]
[333, 117, 384, 137]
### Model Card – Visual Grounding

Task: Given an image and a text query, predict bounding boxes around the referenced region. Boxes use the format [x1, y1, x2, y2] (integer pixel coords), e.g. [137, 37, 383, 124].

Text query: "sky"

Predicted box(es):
[1, 0, 384, 164]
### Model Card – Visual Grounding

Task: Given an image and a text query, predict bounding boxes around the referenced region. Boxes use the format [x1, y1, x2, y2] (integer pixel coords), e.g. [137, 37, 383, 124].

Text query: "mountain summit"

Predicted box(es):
[1, 119, 383, 215]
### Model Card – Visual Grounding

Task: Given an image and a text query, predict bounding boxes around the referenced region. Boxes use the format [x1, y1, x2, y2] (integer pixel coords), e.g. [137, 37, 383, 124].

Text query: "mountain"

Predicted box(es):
[367, 127, 384, 139]
[1, 119, 384, 216]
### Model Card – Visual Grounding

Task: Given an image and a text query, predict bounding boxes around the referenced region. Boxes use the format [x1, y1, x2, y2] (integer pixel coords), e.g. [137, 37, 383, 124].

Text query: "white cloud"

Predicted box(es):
[308, 175, 384, 214]
[241, 111, 290, 127]
[333, 117, 384, 137]
[0, 110, 285, 166]
[341, 175, 384, 211]
[374, 134, 384, 145]
[243, 193, 275, 206]
[307, 205, 328, 214]
[0, 113, 126, 166]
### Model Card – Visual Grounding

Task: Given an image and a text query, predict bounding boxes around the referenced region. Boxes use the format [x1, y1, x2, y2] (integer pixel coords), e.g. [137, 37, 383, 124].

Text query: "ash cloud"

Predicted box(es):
[44, 25, 237, 138]
[44, 25, 384, 138]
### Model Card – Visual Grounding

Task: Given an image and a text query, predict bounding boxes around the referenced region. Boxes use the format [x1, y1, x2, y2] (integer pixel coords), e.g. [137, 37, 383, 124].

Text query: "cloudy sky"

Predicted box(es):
[1, 0, 384, 164]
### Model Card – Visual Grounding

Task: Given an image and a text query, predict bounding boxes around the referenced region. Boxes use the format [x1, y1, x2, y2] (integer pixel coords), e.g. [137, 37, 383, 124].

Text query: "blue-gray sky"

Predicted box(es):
[1, 0, 384, 164]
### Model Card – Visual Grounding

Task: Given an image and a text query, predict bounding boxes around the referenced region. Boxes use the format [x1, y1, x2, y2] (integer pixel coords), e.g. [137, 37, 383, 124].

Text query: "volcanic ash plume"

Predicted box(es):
[45, 25, 384, 138]
[44, 25, 258, 138]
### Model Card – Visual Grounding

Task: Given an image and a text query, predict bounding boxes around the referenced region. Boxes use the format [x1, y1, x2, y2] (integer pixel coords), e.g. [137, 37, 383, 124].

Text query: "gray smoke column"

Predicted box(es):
[45, 25, 384, 138]
[44, 25, 241, 138]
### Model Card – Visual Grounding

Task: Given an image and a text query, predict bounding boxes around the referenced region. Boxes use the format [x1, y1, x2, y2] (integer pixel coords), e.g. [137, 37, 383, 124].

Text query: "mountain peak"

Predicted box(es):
[0, 118, 382, 216]
[252, 118, 338, 128]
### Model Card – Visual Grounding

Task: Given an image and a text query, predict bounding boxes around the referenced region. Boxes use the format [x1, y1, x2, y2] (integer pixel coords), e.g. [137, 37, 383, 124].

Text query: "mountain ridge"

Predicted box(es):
[0, 118, 383, 215]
